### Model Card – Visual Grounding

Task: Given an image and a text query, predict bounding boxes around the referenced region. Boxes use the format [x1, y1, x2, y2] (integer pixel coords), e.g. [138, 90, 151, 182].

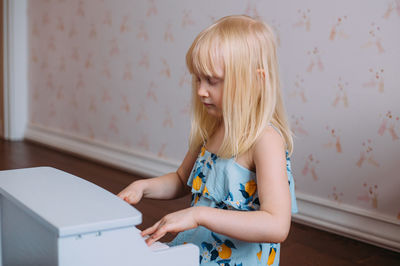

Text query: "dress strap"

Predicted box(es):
[268, 123, 283, 138]
[268, 123, 289, 150]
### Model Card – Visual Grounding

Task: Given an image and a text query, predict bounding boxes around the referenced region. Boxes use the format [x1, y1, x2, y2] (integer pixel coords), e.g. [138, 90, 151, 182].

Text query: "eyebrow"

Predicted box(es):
[203, 75, 223, 81]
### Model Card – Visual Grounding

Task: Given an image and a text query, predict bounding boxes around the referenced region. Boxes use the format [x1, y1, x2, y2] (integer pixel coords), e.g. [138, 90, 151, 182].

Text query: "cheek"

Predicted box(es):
[217, 91, 224, 108]
[217, 95, 223, 108]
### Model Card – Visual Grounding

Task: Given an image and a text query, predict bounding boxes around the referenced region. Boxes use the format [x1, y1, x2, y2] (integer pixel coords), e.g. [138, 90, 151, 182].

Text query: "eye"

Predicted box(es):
[207, 77, 218, 86]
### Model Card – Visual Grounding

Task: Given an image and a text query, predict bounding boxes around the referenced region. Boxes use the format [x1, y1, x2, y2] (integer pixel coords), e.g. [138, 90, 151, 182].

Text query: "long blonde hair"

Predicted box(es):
[187, 15, 293, 158]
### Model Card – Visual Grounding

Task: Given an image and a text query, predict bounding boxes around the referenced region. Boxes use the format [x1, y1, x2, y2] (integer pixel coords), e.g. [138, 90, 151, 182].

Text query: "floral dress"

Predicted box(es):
[169, 146, 298, 266]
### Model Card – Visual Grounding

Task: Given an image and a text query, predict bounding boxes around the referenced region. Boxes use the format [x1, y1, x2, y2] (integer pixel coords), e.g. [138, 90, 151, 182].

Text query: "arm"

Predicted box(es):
[118, 149, 199, 203]
[143, 127, 292, 244]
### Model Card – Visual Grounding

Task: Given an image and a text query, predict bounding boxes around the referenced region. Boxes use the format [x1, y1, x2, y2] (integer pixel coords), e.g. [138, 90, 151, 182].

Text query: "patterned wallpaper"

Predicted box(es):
[28, 0, 400, 221]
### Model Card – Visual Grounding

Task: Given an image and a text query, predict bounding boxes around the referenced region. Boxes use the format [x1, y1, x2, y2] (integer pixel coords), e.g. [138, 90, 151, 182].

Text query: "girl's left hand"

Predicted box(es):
[141, 207, 201, 246]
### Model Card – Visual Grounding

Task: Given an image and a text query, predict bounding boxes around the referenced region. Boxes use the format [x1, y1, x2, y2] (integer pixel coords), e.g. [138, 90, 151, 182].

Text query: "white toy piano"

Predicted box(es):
[0, 167, 199, 266]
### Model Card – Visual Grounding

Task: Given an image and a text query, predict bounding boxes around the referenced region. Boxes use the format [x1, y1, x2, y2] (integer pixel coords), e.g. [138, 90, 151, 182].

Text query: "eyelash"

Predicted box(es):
[196, 77, 218, 86]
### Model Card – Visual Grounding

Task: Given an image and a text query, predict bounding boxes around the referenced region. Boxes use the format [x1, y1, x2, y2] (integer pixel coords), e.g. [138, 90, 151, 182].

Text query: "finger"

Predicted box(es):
[122, 193, 139, 204]
[145, 227, 167, 246]
[118, 191, 132, 202]
[117, 191, 126, 198]
[141, 220, 161, 237]
[146, 234, 164, 246]
[124, 196, 132, 203]
[125, 195, 136, 204]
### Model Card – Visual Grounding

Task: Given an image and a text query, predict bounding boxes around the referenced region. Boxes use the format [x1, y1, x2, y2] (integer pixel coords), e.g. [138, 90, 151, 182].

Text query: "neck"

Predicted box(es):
[215, 120, 224, 136]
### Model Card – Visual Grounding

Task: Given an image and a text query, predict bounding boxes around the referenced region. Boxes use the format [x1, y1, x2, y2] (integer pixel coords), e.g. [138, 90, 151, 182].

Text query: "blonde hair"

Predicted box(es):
[187, 15, 293, 158]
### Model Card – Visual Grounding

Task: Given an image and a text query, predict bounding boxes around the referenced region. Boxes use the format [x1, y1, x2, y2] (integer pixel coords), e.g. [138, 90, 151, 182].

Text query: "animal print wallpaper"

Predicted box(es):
[28, 0, 400, 222]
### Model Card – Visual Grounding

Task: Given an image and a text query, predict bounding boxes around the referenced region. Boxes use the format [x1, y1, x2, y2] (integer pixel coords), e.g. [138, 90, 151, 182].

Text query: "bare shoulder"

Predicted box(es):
[253, 126, 286, 160]
[177, 148, 201, 181]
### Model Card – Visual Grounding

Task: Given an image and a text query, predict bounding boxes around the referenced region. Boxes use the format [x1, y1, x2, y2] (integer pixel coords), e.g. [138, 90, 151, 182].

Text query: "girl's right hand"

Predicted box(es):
[117, 180, 146, 204]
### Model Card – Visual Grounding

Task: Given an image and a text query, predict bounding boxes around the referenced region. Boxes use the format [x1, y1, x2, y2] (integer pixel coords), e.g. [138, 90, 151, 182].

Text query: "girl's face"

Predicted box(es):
[196, 63, 224, 117]
[196, 75, 224, 117]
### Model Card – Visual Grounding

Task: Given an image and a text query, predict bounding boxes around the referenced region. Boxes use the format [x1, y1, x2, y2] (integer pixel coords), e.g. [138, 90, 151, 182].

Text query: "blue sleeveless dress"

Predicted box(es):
[169, 146, 298, 266]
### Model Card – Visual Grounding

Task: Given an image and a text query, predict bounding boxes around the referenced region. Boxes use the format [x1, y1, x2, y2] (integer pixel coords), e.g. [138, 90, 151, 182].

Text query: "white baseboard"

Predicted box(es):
[293, 193, 400, 252]
[25, 123, 400, 252]
[25, 123, 180, 178]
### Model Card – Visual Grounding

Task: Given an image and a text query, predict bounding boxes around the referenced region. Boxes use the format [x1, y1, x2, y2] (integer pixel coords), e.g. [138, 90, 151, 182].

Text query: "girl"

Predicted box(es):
[118, 15, 298, 266]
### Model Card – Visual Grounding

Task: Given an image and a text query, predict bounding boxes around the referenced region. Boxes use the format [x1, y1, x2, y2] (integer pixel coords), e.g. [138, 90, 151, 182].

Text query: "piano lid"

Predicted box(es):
[0, 167, 142, 237]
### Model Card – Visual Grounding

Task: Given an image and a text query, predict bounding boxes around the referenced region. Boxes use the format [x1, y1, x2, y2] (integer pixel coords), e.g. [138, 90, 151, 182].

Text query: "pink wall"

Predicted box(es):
[28, 0, 400, 222]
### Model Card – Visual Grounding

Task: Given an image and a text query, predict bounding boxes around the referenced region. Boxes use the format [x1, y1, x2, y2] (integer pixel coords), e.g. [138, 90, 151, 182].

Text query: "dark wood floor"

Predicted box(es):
[1, 139, 399, 265]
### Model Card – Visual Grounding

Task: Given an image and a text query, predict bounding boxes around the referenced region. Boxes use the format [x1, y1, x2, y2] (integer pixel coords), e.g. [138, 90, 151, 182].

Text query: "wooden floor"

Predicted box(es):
[1, 139, 399, 265]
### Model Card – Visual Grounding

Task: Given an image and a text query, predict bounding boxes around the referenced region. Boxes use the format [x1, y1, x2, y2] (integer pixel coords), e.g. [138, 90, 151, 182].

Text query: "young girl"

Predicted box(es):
[118, 15, 298, 266]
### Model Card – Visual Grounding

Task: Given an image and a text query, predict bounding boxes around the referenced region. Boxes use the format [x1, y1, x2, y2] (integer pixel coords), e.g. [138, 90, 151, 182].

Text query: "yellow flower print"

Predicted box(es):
[245, 180, 257, 197]
[267, 246, 277, 265]
[202, 233, 237, 263]
[257, 249, 262, 261]
[193, 176, 202, 191]
[217, 243, 232, 260]
[203, 186, 209, 196]
[201, 146, 206, 156]
[239, 180, 257, 203]
[194, 194, 200, 205]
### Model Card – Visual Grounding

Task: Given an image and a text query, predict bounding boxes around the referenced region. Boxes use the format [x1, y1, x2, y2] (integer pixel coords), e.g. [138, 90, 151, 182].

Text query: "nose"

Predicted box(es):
[197, 82, 209, 98]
